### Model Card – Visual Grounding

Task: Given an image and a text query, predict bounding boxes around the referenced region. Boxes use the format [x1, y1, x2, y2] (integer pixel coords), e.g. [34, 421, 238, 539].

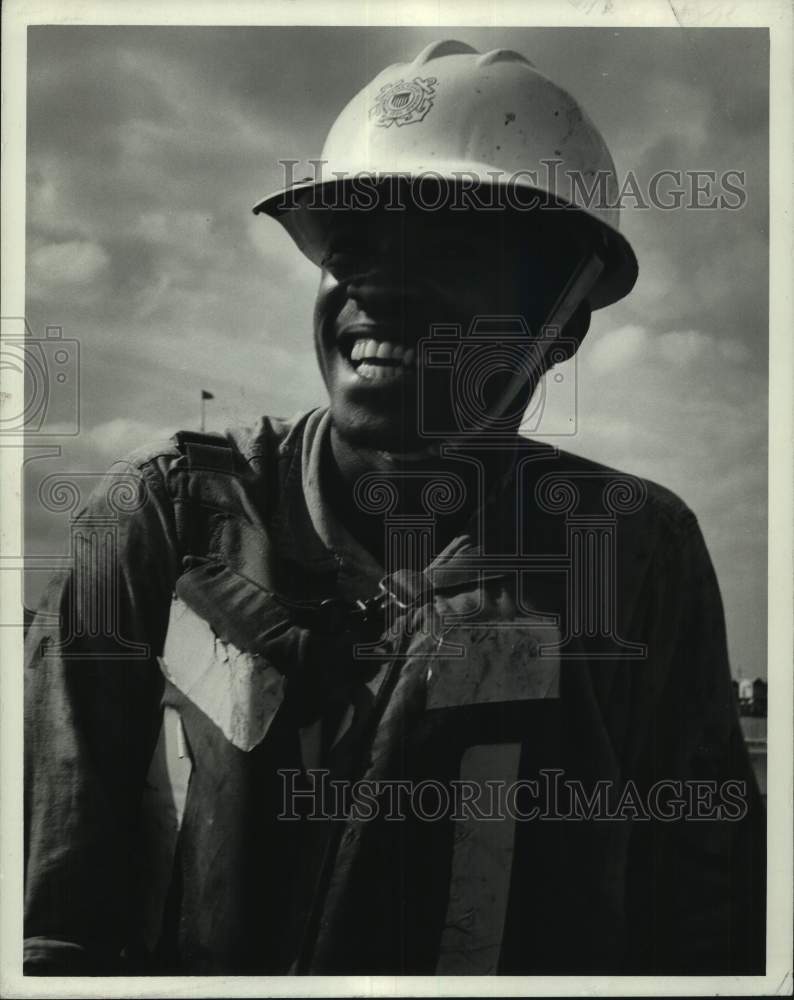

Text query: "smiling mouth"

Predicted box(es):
[340, 335, 417, 382]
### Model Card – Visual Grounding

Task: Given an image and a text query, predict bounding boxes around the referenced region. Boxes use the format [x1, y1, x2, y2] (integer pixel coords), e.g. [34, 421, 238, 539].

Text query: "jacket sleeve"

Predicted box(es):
[24, 455, 180, 974]
[626, 507, 766, 974]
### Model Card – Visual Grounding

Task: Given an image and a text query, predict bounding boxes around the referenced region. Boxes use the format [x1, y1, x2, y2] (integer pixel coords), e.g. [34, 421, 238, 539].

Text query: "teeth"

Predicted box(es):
[348, 338, 416, 369]
[356, 361, 402, 381]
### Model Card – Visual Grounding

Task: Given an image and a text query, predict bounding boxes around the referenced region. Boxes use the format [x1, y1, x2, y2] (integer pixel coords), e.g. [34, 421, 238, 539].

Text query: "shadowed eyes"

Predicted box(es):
[321, 244, 491, 276]
[320, 251, 368, 279]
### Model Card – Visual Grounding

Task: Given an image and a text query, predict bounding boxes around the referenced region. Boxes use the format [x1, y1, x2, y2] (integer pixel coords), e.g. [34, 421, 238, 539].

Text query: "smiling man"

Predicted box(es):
[303, 199, 596, 566]
[24, 40, 764, 977]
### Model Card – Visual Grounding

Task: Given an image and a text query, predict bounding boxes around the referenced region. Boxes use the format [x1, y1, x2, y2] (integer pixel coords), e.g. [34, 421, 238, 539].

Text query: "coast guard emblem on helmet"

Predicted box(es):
[370, 76, 438, 127]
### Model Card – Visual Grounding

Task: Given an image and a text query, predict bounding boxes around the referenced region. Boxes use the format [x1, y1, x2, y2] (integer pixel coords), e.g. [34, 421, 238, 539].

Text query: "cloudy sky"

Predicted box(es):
[24, 25, 768, 677]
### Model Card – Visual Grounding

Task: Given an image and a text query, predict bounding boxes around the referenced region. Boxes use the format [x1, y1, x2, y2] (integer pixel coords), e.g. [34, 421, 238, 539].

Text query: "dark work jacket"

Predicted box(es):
[23, 407, 765, 976]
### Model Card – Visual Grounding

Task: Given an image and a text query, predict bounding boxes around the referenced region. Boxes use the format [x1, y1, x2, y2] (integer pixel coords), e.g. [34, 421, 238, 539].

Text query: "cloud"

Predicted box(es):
[28, 239, 109, 297]
[245, 213, 319, 291]
[84, 417, 175, 461]
[134, 209, 213, 247]
[657, 329, 710, 366]
[587, 324, 651, 374]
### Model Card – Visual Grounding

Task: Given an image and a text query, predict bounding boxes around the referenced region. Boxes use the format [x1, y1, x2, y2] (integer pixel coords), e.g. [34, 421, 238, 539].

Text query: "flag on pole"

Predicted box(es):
[200, 390, 214, 431]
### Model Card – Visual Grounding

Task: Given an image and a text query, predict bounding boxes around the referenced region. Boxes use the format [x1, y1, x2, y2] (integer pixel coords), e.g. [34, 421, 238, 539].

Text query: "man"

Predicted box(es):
[24, 40, 764, 976]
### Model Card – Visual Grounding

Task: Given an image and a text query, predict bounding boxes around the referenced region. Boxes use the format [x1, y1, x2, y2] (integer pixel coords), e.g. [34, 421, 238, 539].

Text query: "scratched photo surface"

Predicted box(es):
[19, 25, 768, 977]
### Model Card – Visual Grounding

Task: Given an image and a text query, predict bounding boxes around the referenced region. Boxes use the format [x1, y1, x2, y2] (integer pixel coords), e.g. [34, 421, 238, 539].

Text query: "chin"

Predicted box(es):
[329, 401, 431, 455]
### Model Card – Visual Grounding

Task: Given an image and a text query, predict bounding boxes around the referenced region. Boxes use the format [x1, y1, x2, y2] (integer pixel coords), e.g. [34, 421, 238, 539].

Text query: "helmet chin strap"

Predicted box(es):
[485, 248, 606, 429]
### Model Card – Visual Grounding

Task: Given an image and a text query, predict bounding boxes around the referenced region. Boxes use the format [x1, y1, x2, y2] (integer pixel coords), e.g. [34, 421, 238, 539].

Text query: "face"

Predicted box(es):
[312, 198, 590, 453]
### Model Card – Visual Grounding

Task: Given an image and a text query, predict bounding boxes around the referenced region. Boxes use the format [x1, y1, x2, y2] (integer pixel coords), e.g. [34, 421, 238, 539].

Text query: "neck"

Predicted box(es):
[323, 424, 515, 568]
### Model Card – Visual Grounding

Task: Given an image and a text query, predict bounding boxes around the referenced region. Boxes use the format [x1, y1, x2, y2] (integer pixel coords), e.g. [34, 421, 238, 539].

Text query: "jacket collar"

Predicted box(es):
[257, 405, 543, 607]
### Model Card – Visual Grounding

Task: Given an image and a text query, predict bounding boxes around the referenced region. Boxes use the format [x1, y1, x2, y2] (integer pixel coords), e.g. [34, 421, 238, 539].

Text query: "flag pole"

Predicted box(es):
[200, 390, 214, 431]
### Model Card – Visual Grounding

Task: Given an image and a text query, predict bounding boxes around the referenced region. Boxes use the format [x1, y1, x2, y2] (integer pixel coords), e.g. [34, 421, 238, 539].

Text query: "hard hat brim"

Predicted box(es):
[253, 175, 637, 311]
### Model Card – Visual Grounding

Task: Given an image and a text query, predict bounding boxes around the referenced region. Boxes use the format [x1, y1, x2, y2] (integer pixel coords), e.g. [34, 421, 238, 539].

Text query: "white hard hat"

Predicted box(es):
[253, 39, 637, 310]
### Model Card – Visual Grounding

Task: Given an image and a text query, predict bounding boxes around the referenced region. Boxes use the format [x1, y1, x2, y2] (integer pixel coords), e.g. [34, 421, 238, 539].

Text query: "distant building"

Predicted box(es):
[736, 677, 767, 718]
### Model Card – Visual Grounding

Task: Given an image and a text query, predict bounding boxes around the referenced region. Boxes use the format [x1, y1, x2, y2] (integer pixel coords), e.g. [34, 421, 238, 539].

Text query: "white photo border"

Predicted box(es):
[1, 1, 791, 996]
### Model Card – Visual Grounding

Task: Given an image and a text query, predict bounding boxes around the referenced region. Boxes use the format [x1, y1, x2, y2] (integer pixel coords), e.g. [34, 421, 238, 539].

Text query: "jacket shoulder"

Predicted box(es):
[116, 412, 307, 477]
[520, 439, 698, 530]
